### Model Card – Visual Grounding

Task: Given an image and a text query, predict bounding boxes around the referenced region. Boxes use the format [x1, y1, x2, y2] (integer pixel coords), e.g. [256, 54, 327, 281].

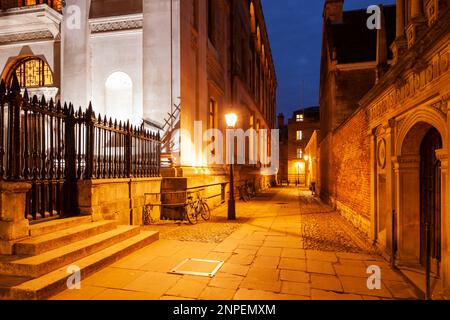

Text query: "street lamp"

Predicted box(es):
[225, 113, 237, 220]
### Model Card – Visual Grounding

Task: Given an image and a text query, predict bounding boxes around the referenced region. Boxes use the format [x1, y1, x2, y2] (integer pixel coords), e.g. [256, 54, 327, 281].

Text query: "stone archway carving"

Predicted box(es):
[393, 108, 448, 268]
[396, 108, 448, 157]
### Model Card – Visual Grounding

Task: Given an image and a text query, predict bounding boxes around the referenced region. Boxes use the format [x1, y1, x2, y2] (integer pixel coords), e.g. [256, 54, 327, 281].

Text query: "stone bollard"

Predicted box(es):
[0, 181, 32, 254]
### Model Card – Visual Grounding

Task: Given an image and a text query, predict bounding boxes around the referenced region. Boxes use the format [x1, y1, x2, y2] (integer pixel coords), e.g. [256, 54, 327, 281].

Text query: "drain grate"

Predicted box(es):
[169, 258, 224, 278]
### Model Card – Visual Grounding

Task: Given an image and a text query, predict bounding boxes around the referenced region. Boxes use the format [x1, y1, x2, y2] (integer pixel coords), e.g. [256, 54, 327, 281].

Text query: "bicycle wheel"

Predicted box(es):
[200, 202, 211, 221]
[185, 205, 198, 225]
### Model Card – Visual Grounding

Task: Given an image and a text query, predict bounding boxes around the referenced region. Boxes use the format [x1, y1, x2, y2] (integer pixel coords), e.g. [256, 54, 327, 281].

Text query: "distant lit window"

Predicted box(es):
[10, 57, 53, 88]
[297, 148, 303, 159]
[296, 130, 303, 140]
[296, 114, 304, 122]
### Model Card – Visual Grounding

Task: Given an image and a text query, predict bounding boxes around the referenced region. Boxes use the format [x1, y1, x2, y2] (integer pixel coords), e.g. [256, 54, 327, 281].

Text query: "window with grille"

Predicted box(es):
[10, 58, 54, 88]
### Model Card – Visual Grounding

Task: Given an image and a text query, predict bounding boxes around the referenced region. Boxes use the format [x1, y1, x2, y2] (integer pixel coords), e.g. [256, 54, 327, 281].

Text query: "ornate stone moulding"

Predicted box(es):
[89, 14, 143, 34]
[367, 46, 449, 123]
[0, 30, 55, 45]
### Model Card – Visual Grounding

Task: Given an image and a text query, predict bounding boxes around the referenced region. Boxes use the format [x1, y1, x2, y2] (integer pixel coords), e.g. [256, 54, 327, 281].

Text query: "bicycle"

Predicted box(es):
[185, 192, 211, 225]
[238, 184, 250, 202]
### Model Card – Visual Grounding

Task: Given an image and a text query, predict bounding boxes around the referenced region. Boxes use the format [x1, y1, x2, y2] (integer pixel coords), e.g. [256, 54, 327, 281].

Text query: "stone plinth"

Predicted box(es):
[0, 181, 32, 254]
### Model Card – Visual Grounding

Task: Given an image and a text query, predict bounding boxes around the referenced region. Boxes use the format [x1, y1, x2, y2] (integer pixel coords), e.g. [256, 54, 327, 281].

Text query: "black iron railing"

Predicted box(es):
[0, 75, 161, 221]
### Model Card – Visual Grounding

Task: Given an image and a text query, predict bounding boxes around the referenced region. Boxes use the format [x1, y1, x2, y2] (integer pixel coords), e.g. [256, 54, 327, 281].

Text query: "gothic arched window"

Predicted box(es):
[8, 57, 54, 88]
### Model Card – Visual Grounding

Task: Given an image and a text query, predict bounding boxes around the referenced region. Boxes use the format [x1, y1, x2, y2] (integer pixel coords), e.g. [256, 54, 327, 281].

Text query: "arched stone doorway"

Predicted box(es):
[396, 120, 446, 275]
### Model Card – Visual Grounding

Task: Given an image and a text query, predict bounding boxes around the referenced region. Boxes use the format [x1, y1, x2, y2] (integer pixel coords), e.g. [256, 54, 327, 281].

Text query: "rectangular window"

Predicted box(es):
[209, 99, 217, 129]
[296, 130, 303, 141]
[297, 148, 303, 159]
[296, 114, 304, 122]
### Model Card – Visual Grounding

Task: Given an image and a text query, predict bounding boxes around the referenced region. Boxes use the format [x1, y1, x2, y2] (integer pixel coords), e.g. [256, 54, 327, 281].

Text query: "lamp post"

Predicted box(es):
[225, 113, 237, 220]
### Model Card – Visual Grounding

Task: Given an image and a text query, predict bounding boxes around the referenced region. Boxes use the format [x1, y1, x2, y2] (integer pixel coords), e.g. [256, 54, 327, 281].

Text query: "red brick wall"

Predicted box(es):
[319, 107, 371, 233]
[331, 107, 370, 219]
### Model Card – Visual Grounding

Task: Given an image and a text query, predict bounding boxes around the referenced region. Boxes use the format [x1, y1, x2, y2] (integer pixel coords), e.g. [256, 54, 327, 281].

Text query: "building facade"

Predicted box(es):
[0, 0, 277, 185]
[316, 0, 450, 295]
[278, 107, 320, 186]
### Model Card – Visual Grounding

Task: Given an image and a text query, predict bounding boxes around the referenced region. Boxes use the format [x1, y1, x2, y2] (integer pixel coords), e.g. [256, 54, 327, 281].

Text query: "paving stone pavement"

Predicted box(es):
[52, 187, 418, 300]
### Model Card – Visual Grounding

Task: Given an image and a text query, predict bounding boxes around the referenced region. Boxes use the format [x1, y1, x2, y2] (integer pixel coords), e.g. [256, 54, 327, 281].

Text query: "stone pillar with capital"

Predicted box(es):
[0, 181, 32, 254]
[384, 120, 396, 258]
[406, 0, 427, 48]
[391, 0, 407, 64]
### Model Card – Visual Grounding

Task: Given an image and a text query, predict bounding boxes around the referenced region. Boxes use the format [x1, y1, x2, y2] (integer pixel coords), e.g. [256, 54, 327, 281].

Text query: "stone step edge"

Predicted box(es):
[0, 226, 140, 278]
[30, 216, 93, 237]
[8, 231, 159, 300]
[15, 221, 118, 256]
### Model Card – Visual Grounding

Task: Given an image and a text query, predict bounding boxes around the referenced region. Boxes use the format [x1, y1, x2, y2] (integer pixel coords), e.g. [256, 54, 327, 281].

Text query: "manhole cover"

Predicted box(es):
[169, 258, 224, 278]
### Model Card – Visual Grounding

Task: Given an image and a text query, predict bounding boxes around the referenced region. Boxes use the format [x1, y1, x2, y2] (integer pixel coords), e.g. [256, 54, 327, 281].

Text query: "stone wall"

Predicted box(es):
[319, 107, 371, 235]
[78, 178, 162, 226]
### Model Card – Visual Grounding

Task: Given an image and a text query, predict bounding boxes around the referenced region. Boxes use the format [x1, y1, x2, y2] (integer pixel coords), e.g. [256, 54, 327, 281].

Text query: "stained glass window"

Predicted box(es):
[11, 58, 54, 88]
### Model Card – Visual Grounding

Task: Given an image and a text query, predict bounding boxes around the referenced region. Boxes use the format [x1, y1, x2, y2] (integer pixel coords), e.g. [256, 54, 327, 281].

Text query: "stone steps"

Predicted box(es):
[30, 216, 93, 237]
[15, 220, 117, 255]
[0, 226, 140, 278]
[3, 231, 159, 300]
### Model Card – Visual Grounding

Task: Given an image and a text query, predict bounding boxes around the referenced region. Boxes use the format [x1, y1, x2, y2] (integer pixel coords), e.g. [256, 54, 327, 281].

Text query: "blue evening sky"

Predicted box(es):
[261, 0, 395, 116]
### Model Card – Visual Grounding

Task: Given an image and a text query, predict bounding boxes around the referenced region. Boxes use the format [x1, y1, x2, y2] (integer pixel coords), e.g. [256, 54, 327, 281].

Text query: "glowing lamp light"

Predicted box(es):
[225, 113, 238, 128]
[304, 155, 309, 161]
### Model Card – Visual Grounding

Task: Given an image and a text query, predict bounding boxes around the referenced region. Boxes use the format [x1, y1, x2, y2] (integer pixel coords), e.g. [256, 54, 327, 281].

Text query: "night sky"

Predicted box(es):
[261, 0, 395, 117]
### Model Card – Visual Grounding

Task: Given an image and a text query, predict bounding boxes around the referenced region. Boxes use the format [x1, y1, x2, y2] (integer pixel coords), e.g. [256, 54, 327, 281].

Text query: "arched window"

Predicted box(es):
[7, 57, 54, 88]
[105, 72, 133, 120]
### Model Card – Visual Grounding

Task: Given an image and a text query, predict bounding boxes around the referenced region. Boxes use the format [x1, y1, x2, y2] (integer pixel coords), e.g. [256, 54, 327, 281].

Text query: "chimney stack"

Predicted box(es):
[323, 0, 344, 24]
[277, 113, 285, 129]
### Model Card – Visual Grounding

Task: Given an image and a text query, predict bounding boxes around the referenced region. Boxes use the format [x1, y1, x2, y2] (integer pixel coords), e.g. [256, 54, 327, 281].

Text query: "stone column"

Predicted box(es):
[61, 0, 91, 108]
[436, 150, 449, 290]
[143, 0, 181, 127]
[406, 0, 426, 48]
[384, 120, 395, 257]
[0, 181, 31, 254]
[396, 0, 405, 38]
[411, 0, 424, 18]
[369, 129, 377, 244]
[391, 0, 407, 64]
[393, 155, 422, 266]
